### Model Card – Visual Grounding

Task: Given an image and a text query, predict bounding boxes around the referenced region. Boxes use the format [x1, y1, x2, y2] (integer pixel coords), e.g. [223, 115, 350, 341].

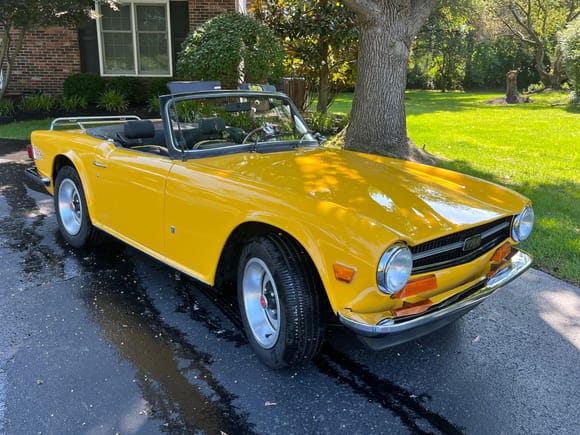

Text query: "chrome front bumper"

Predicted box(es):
[338, 249, 533, 349]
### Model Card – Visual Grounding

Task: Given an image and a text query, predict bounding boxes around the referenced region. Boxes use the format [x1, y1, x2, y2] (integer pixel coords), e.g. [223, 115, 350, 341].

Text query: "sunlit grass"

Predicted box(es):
[329, 90, 579, 284]
[0, 119, 51, 139]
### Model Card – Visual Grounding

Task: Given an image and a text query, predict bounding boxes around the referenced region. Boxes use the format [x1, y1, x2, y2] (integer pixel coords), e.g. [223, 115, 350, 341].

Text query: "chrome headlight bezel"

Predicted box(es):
[512, 205, 534, 242]
[377, 244, 413, 295]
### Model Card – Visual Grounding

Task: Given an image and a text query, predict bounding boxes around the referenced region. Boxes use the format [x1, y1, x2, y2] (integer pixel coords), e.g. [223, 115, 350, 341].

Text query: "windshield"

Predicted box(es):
[166, 92, 317, 154]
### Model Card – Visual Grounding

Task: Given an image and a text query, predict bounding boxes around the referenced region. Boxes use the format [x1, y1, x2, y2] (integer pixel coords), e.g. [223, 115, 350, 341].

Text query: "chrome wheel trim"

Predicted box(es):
[58, 178, 82, 236]
[242, 257, 281, 349]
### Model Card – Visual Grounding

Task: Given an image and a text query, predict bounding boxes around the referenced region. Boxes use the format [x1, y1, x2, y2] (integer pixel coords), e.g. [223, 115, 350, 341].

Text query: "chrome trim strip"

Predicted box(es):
[412, 240, 464, 260]
[339, 249, 532, 338]
[50, 115, 141, 131]
[481, 221, 510, 238]
[412, 221, 510, 261]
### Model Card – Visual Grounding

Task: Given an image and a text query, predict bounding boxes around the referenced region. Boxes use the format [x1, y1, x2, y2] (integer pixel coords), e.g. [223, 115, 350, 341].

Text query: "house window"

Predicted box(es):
[97, 1, 172, 76]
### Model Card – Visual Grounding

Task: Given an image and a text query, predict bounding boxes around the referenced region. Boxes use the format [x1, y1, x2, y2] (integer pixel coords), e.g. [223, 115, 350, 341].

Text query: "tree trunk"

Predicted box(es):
[0, 26, 26, 101]
[316, 41, 330, 114]
[547, 47, 564, 89]
[533, 40, 564, 90]
[506, 70, 519, 104]
[343, 0, 438, 162]
[0, 26, 12, 101]
[345, 20, 408, 156]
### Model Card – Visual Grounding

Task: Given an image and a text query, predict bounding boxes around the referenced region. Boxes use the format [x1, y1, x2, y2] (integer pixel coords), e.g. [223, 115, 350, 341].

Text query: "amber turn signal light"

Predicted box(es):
[393, 274, 437, 299]
[491, 242, 512, 263]
[333, 263, 357, 283]
[392, 299, 433, 317]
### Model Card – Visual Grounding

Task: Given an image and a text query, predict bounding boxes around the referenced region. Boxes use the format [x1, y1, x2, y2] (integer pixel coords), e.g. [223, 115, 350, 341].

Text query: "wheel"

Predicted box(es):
[54, 166, 100, 248]
[237, 234, 325, 368]
[242, 126, 265, 143]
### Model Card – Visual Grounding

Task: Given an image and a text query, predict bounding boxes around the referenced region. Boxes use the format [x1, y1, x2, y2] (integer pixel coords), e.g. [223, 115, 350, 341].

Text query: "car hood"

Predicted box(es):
[195, 147, 528, 243]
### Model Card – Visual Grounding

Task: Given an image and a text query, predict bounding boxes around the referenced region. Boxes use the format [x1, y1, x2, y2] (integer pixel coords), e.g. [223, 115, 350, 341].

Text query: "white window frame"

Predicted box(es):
[96, 0, 173, 77]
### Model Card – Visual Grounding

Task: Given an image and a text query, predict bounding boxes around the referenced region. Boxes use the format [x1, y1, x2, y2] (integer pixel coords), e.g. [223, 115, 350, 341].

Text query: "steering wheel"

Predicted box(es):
[190, 139, 225, 150]
[242, 126, 266, 144]
[242, 126, 298, 145]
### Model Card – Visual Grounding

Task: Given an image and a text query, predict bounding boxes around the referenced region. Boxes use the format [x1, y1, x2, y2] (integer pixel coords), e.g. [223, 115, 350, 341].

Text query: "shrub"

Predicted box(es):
[97, 89, 129, 113]
[148, 78, 170, 97]
[526, 82, 545, 93]
[60, 95, 88, 112]
[407, 65, 434, 90]
[559, 18, 580, 90]
[64, 73, 105, 104]
[18, 94, 57, 112]
[0, 99, 15, 116]
[147, 96, 161, 114]
[303, 112, 349, 136]
[107, 76, 147, 105]
[177, 12, 285, 87]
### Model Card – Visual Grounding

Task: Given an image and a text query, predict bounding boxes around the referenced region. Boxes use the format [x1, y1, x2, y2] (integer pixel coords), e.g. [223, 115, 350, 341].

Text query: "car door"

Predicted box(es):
[91, 142, 173, 255]
[162, 159, 243, 284]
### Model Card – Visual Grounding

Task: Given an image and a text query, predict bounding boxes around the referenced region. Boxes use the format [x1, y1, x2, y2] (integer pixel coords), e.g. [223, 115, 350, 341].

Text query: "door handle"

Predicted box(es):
[93, 161, 107, 168]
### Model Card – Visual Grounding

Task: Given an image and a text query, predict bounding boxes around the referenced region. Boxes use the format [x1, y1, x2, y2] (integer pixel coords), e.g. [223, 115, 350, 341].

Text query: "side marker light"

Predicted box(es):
[333, 263, 357, 284]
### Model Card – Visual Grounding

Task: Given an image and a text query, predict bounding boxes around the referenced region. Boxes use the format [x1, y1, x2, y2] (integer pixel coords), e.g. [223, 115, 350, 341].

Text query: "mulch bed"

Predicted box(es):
[484, 95, 532, 104]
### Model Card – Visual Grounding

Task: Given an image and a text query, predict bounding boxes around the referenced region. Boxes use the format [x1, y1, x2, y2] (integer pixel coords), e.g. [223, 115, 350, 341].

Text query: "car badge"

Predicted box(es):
[463, 234, 482, 252]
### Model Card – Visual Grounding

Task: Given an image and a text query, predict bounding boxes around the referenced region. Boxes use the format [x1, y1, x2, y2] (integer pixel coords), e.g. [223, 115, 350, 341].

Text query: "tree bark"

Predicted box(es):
[0, 26, 12, 100]
[343, 0, 438, 161]
[316, 40, 330, 113]
[506, 70, 519, 104]
[0, 26, 26, 100]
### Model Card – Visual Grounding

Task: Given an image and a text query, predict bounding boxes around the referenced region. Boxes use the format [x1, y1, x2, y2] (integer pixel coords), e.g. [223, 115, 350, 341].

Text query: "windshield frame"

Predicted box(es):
[160, 90, 319, 160]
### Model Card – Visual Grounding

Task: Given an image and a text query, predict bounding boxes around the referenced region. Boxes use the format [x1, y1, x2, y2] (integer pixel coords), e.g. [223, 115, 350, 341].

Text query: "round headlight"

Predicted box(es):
[512, 205, 534, 242]
[377, 244, 413, 295]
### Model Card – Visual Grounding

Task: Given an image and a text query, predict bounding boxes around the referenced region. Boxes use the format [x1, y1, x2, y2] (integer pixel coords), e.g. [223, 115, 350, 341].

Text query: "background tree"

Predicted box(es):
[0, 0, 113, 100]
[409, 0, 541, 92]
[411, 3, 473, 91]
[494, 0, 580, 89]
[342, 0, 438, 161]
[177, 12, 285, 88]
[252, 0, 358, 113]
[463, 35, 538, 90]
[558, 17, 580, 101]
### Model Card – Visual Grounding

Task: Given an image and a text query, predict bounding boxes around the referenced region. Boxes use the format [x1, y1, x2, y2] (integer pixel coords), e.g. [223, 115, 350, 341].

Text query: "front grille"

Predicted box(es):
[411, 216, 512, 274]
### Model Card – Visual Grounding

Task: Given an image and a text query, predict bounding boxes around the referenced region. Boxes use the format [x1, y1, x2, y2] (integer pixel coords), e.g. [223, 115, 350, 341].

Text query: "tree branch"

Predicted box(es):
[407, 0, 439, 35]
[508, 2, 541, 45]
[342, 0, 381, 22]
[500, 17, 535, 45]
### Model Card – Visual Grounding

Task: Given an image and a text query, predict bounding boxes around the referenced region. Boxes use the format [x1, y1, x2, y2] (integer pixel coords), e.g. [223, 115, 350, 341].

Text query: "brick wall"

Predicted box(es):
[1, 0, 240, 97]
[3, 27, 80, 97]
[188, 0, 236, 28]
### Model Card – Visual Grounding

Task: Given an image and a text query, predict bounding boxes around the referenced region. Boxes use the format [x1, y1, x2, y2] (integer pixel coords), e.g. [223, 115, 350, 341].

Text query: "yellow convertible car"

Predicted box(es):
[26, 86, 534, 368]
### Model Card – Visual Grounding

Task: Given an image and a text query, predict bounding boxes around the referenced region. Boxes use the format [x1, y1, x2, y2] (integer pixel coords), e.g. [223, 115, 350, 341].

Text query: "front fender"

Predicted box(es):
[236, 203, 400, 315]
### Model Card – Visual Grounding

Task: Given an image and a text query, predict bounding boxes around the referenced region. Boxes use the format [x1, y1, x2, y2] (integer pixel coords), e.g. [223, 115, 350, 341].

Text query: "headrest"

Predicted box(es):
[199, 117, 225, 134]
[124, 120, 155, 139]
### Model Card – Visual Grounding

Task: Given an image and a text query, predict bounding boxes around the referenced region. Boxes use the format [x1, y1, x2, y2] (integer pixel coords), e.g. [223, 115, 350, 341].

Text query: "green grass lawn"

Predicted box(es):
[1, 91, 578, 284]
[0, 119, 51, 139]
[331, 90, 579, 284]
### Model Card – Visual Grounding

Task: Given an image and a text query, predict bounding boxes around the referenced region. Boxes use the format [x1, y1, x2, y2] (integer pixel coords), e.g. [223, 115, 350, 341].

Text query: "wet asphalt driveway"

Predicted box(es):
[1, 139, 579, 434]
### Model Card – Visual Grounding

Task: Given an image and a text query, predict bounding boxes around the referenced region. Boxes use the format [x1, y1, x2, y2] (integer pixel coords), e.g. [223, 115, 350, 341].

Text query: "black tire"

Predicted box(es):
[237, 234, 325, 368]
[54, 165, 100, 248]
